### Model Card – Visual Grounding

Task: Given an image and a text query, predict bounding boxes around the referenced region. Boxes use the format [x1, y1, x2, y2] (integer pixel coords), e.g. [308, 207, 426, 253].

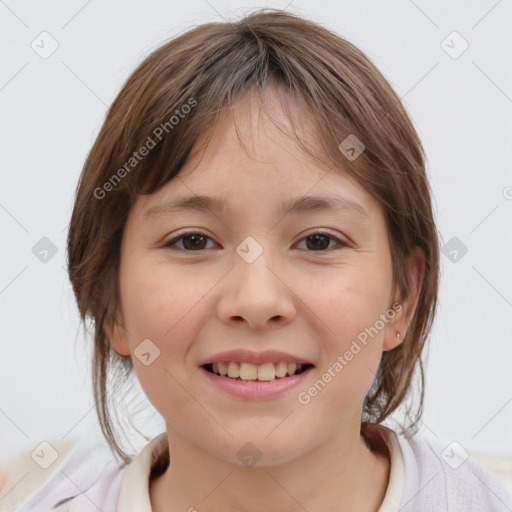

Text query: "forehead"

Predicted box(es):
[131, 91, 382, 224]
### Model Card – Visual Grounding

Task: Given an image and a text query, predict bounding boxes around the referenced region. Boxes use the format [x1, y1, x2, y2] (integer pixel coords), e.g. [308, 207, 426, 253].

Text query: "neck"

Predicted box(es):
[150, 422, 390, 512]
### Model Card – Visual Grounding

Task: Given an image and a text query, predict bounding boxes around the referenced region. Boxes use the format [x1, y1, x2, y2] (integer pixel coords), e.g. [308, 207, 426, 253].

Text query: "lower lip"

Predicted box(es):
[199, 366, 313, 400]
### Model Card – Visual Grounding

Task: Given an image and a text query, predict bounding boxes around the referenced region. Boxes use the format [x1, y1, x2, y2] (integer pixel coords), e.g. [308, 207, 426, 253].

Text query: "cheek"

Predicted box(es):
[119, 264, 212, 385]
[309, 269, 391, 394]
[319, 268, 391, 341]
[119, 268, 204, 420]
[121, 265, 195, 341]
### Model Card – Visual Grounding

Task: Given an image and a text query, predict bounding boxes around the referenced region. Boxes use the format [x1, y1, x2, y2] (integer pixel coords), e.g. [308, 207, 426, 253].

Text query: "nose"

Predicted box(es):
[216, 246, 297, 330]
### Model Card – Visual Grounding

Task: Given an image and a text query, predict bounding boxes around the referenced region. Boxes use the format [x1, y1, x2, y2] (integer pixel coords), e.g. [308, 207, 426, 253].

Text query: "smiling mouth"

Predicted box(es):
[202, 361, 314, 382]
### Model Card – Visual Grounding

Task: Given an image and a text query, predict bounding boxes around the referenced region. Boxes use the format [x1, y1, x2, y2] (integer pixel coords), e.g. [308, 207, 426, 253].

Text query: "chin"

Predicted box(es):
[208, 429, 311, 468]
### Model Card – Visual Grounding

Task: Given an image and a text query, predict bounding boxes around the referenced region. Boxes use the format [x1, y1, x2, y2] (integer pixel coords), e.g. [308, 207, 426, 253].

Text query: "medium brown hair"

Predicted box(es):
[67, 9, 439, 464]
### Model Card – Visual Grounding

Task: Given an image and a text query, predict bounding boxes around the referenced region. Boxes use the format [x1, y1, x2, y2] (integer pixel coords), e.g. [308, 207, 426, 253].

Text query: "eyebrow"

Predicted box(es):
[143, 194, 369, 221]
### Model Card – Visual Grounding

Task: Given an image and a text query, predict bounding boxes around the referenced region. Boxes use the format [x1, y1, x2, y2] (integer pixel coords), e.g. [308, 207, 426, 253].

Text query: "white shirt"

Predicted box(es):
[3, 426, 512, 511]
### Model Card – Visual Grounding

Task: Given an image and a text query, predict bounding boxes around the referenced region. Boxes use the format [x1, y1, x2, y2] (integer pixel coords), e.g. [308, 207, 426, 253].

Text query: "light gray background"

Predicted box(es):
[1, 0, 511, 464]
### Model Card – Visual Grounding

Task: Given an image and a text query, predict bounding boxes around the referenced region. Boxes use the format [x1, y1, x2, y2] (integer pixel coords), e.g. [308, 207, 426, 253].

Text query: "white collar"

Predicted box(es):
[117, 432, 168, 512]
[377, 425, 405, 511]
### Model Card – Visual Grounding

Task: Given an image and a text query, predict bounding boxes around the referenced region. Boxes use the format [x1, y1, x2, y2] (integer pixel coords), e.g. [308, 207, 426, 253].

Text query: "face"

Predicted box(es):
[106, 93, 419, 467]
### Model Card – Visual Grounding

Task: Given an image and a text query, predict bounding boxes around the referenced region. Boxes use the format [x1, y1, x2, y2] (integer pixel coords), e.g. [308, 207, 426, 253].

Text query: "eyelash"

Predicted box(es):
[162, 231, 350, 252]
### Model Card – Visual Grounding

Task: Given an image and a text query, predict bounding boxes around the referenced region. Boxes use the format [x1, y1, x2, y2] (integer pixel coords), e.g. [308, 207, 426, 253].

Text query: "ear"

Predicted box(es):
[103, 310, 131, 356]
[383, 246, 425, 351]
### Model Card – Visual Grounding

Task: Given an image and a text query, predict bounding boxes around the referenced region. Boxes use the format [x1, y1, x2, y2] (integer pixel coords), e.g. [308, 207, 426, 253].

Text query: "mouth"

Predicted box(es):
[201, 361, 315, 382]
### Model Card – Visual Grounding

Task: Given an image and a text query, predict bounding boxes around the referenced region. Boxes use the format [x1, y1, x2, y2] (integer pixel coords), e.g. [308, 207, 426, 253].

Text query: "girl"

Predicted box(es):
[4, 8, 512, 512]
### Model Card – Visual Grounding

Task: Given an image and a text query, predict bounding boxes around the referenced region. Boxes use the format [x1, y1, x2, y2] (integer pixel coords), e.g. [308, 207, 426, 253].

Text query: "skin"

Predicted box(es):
[105, 90, 424, 511]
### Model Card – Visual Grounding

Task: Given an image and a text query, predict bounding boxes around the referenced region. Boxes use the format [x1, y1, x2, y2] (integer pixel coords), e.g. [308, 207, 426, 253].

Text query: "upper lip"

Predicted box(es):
[198, 349, 314, 366]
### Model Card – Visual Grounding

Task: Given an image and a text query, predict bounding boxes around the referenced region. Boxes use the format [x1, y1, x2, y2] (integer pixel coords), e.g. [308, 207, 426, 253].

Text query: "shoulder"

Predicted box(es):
[1, 436, 129, 512]
[389, 426, 512, 511]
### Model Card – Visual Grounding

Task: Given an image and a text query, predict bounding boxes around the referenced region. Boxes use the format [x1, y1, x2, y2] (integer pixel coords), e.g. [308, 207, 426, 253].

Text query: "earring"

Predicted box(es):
[396, 332, 401, 339]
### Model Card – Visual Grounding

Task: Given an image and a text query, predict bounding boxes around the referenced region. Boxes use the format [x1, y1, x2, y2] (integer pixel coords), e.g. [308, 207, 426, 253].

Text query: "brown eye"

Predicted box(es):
[164, 233, 214, 251]
[306, 234, 330, 250]
[297, 232, 348, 251]
[182, 234, 208, 250]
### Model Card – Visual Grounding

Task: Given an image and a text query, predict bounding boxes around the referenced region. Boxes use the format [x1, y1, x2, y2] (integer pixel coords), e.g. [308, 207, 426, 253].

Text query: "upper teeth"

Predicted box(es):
[211, 361, 304, 381]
